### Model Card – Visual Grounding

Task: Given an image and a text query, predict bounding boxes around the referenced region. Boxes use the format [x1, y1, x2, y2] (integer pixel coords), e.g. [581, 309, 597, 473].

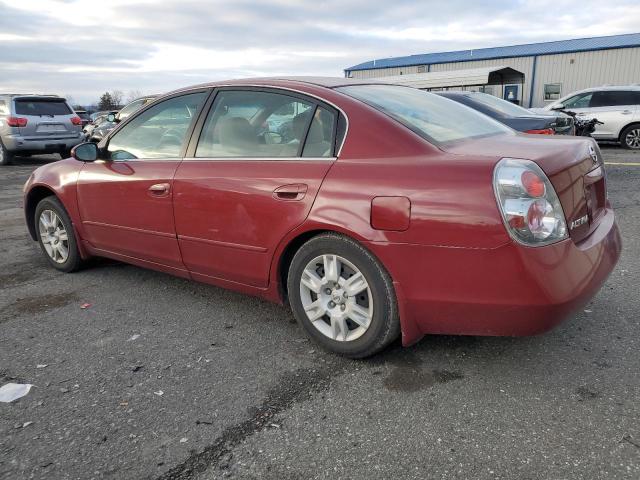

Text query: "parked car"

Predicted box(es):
[74, 109, 91, 127]
[437, 91, 574, 135]
[83, 111, 117, 140]
[534, 86, 640, 149]
[0, 94, 84, 165]
[23, 78, 621, 357]
[90, 110, 114, 122]
[89, 96, 156, 142]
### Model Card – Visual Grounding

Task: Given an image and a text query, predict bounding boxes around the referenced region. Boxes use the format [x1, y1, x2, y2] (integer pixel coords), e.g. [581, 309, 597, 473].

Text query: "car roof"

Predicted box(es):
[166, 77, 393, 97]
[0, 93, 62, 98]
[566, 85, 640, 95]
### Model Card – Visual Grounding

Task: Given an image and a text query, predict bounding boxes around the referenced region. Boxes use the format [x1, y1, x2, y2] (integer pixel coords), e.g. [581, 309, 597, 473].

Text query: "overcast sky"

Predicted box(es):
[1, 0, 639, 104]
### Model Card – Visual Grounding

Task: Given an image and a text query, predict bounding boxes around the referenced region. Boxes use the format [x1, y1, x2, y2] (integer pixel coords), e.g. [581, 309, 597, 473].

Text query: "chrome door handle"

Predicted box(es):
[622, 110, 633, 115]
[148, 183, 170, 196]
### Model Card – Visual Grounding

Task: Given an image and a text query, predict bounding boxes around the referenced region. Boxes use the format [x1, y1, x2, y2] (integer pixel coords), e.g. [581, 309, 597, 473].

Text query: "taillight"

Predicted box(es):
[525, 128, 554, 135]
[6, 116, 28, 127]
[70, 116, 82, 126]
[493, 158, 568, 246]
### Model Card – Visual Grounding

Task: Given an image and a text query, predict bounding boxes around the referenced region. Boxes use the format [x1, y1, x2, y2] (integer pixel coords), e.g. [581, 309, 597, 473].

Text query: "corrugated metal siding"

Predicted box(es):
[349, 47, 640, 107]
[532, 47, 640, 106]
[351, 65, 424, 79]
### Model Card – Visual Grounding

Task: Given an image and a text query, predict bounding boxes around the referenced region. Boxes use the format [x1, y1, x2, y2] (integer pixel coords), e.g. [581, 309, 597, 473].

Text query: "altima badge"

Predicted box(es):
[570, 215, 589, 230]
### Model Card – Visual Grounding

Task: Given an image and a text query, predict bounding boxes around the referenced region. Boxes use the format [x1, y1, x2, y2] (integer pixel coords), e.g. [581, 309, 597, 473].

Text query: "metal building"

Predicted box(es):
[344, 33, 640, 108]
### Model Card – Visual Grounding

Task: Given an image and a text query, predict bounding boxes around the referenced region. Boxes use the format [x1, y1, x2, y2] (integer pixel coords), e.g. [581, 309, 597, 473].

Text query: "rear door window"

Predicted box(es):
[590, 91, 636, 107]
[302, 107, 336, 158]
[15, 99, 72, 116]
[196, 90, 318, 158]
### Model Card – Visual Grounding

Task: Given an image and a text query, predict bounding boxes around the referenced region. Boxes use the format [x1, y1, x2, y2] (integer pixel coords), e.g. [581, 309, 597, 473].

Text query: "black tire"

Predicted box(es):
[287, 233, 400, 358]
[0, 140, 14, 166]
[620, 124, 640, 150]
[34, 196, 84, 272]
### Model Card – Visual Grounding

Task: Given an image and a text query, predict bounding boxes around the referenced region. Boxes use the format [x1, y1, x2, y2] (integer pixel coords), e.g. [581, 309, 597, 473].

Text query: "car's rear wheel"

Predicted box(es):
[35, 196, 83, 272]
[621, 124, 640, 150]
[287, 233, 400, 358]
[0, 140, 14, 166]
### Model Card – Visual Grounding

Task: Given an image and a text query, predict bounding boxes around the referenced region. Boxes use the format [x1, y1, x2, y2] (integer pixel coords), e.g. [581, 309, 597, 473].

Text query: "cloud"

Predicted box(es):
[0, 0, 638, 104]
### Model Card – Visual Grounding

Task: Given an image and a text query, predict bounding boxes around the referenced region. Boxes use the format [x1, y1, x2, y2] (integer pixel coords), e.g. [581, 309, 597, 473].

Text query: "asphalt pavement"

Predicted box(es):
[0, 147, 639, 480]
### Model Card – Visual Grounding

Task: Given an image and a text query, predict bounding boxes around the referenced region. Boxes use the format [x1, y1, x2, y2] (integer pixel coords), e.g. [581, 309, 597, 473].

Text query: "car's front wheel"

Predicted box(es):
[35, 196, 84, 272]
[287, 233, 400, 358]
[0, 140, 14, 166]
[621, 124, 640, 150]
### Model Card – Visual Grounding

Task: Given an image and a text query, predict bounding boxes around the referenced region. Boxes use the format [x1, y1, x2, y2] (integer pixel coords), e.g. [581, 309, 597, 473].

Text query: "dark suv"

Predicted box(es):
[0, 94, 84, 165]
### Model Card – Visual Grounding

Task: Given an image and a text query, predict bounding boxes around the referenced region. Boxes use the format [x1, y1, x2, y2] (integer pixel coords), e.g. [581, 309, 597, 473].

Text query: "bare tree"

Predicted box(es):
[125, 90, 143, 103]
[110, 90, 124, 108]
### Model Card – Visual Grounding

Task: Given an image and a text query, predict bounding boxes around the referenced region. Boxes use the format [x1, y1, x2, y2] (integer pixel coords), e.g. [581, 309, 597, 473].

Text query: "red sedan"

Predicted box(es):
[23, 78, 621, 357]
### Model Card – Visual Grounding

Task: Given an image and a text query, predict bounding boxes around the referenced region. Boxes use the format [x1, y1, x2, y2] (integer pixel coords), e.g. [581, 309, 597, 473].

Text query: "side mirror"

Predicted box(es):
[550, 103, 565, 111]
[71, 142, 99, 162]
[107, 113, 118, 123]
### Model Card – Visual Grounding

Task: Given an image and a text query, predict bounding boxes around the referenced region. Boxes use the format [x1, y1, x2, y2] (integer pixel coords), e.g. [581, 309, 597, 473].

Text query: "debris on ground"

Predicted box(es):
[36, 364, 48, 369]
[179, 437, 188, 443]
[154, 390, 164, 396]
[128, 334, 141, 342]
[0, 383, 33, 403]
[80, 303, 92, 309]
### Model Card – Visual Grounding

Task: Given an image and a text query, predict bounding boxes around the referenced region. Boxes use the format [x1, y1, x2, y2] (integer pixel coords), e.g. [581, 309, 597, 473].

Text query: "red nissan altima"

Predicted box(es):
[23, 78, 621, 357]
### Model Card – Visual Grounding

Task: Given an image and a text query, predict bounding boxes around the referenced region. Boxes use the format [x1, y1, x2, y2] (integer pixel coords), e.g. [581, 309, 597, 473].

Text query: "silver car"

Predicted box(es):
[537, 86, 640, 149]
[0, 94, 84, 165]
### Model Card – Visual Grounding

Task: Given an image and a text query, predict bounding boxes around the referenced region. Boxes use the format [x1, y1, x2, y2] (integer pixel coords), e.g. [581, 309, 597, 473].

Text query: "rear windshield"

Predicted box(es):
[15, 99, 72, 116]
[337, 85, 512, 145]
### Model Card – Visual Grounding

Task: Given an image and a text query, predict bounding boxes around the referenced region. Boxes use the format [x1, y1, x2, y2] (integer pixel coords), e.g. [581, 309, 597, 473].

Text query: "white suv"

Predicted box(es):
[540, 86, 640, 149]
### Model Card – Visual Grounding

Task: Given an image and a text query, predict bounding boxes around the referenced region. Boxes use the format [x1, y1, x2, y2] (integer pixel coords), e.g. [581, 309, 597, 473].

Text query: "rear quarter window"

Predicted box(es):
[15, 99, 72, 116]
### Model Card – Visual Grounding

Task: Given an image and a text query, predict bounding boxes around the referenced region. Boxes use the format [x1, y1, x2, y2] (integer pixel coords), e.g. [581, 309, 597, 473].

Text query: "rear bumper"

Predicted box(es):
[3, 134, 83, 153]
[367, 208, 621, 345]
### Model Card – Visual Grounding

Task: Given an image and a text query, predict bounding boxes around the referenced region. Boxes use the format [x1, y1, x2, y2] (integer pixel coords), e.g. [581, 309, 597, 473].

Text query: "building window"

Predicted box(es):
[544, 83, 562, 101]
[417, 65, 426, 73]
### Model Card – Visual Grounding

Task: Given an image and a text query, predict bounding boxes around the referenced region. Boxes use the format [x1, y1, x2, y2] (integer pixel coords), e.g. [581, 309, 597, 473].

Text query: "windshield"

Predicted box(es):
[338, 85, 511, 145]
[464, 92, 534, 117]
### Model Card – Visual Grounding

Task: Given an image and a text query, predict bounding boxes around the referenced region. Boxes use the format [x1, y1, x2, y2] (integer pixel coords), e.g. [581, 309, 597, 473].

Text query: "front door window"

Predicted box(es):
[108, 92, 207, 160]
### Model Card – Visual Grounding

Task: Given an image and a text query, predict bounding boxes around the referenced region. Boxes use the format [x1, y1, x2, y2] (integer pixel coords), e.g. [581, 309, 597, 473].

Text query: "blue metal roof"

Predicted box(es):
[346, 33, 640, 72]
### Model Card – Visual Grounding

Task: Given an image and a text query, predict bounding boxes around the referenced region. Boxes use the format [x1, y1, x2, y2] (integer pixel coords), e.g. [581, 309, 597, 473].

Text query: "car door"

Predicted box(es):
[77, 90, 209, 270]
[584, 91, 636, 139]
[173, 88, 340, 287]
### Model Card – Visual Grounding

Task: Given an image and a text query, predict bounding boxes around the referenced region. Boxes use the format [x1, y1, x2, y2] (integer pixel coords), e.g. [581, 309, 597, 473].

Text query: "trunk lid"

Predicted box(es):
[445, 133, 606, 243]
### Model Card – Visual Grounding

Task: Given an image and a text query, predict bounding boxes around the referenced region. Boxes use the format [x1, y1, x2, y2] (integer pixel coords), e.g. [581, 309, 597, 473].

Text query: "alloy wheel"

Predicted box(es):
[38, 209, 69, 263]
[626, 129, 640, 149]
[299, 254, 373, 342]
